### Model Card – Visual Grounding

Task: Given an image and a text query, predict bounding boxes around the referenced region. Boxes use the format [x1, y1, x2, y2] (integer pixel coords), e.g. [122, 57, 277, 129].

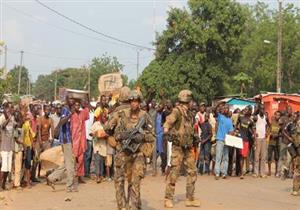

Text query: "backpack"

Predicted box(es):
[171, 105, 194, 148]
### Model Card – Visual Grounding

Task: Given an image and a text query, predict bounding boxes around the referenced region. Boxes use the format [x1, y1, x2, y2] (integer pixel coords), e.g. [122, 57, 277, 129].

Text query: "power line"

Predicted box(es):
[35, 0, 155, 51]
[7, 48, 149, 65]
[7, 48, 141, 73]
[3, 3, 131, 49]
[7, 48, 90, 61]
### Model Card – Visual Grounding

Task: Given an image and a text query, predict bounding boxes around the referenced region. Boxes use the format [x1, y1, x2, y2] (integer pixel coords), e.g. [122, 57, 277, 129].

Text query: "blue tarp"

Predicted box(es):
[226, 98, 256, 106]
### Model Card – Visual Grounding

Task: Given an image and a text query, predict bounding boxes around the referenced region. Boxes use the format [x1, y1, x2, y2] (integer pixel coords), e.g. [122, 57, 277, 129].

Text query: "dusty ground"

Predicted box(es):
[0, 174, 299, 210]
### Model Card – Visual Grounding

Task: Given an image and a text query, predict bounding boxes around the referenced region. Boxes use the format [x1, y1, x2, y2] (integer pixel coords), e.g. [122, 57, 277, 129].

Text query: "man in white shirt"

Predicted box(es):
[254, 106, 269, 178]
[84, 105, 95, 178]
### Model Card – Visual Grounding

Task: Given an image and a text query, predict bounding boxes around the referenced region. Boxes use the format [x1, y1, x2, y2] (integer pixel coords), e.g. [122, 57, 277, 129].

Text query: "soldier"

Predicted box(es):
[105, 90, 155, 210]
[283, 112, 300, 196]
[279, 106, 293, 179]
[116, 86, 131, 111]
[164, 90, 200, 208]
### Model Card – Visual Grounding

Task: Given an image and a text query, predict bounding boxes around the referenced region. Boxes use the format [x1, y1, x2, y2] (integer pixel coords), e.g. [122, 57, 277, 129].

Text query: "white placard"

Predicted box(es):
[225, 134, 243, 149]
[167, 141, 172, 167]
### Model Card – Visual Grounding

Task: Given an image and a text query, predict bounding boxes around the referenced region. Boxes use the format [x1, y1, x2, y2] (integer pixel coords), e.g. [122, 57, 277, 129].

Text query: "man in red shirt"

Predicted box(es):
[71, 100, 89, 183]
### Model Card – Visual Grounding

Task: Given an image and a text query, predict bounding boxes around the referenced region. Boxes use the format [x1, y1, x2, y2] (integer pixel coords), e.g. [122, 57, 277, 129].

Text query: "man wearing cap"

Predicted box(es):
[164, 90, 200, 208]
[105, 90, 155, 210]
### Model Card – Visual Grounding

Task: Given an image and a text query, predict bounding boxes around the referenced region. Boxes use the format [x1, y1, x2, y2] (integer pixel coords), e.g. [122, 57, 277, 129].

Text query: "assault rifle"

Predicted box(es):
[121, 116, 146, 154]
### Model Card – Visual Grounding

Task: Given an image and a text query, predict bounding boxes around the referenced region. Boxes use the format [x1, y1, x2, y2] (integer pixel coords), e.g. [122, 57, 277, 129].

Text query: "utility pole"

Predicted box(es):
[54, 70, 57, 101]
[136, 50, 140, 79]
[17, 50, 24, 95]
[277, 0, 283, 93]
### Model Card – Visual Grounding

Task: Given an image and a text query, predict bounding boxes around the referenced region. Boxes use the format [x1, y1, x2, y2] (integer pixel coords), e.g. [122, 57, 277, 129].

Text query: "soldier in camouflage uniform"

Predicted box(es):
[279, 106, 293, 179]
[283, 112, 300, 196]
[105, 90, 155, 210]
[164, 90, 200, 208]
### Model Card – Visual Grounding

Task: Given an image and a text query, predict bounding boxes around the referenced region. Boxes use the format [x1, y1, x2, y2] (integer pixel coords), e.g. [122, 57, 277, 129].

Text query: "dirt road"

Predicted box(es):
[0, 175, 299, 210]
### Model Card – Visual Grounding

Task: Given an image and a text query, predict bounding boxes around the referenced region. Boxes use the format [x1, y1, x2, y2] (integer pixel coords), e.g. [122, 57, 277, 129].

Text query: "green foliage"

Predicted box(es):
[7, 65, 30, 95]
[4, 1, 300, 103]
[128, 79, 137, 90]
[32, 54, 124, 101]
[140, 0, 247, 102]
[89, 55, 124, 97]
[32, 74, 56, 101]
[140, 0, 300, 102]
[233, 72, 253, 94]
[234, 2, 300, 95]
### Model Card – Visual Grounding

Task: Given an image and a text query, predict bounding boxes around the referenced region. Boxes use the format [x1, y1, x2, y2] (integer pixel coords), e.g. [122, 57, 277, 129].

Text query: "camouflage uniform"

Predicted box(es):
[279, 115, 293, 177]
[106, 103, 155, 210]
[294, 156, 300, 193]
[164, 90, 199, 207]
[292, 121, 300, 194]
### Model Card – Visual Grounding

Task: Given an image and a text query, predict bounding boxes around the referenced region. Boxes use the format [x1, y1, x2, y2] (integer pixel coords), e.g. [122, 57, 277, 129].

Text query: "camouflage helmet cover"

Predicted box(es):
[119, 86, 131, 102]
[128, 90, 142, 102]
[178, 89, 193, 103]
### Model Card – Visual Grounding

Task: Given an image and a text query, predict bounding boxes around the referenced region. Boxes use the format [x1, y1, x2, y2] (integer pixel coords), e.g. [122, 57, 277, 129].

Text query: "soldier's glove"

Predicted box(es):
[119, 130, 131, 140]
[103, 126, 114, 136]
[133, 133, 144, 143]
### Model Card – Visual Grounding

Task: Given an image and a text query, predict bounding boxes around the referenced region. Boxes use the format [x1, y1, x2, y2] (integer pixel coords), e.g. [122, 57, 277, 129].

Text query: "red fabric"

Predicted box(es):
[76, 153, 85, 177]
[195, 112, 205, 135]
[71, 108, 89, 157]
[240, 141, 249, 158]
[192, 146, 200, 161]
[31, 117, 38, 134]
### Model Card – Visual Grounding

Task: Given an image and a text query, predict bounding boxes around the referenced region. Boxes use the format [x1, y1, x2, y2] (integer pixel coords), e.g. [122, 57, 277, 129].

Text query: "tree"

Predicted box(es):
[33, 74, 55, 101]
[0, 69, 13, 100]
[33, 54, 124, 101]
[89, 54, 124, 98]
[236, 2, 300, 95]
[7, 65, 30, 95]
[233, 72, 253, 95]
[139, 0, 249, 102]
[33, 67, 88, 101]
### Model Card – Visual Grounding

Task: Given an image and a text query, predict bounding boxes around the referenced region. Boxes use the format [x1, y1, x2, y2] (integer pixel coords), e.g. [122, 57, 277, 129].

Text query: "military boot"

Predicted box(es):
[185, 198, 201, 207]
[164, 199, 174, 208]
[291, 191, 299, 196]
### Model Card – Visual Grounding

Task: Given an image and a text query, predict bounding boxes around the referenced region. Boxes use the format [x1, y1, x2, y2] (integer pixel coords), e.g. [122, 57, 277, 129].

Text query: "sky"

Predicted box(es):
[1, 0, 300, 82]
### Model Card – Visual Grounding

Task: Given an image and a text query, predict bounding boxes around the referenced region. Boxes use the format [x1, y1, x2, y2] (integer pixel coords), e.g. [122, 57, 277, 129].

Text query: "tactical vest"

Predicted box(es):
[171, 105, 194, 148]
[114, 109, 154, 156]
[295, 122, 300, 155]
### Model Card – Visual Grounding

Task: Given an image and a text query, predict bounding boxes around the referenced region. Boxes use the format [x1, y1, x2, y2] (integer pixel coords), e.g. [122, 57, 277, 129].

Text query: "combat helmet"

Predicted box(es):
[119, 86, 131, 103]
[178, 89, 192, 103]
[128, 90, 142, 102]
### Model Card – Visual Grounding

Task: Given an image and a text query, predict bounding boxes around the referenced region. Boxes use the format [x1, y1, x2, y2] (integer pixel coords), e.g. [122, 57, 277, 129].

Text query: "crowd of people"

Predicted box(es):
[0, 90, 299, 197]
[152, 99, 298, 182]
[0, 96, 115, 191]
